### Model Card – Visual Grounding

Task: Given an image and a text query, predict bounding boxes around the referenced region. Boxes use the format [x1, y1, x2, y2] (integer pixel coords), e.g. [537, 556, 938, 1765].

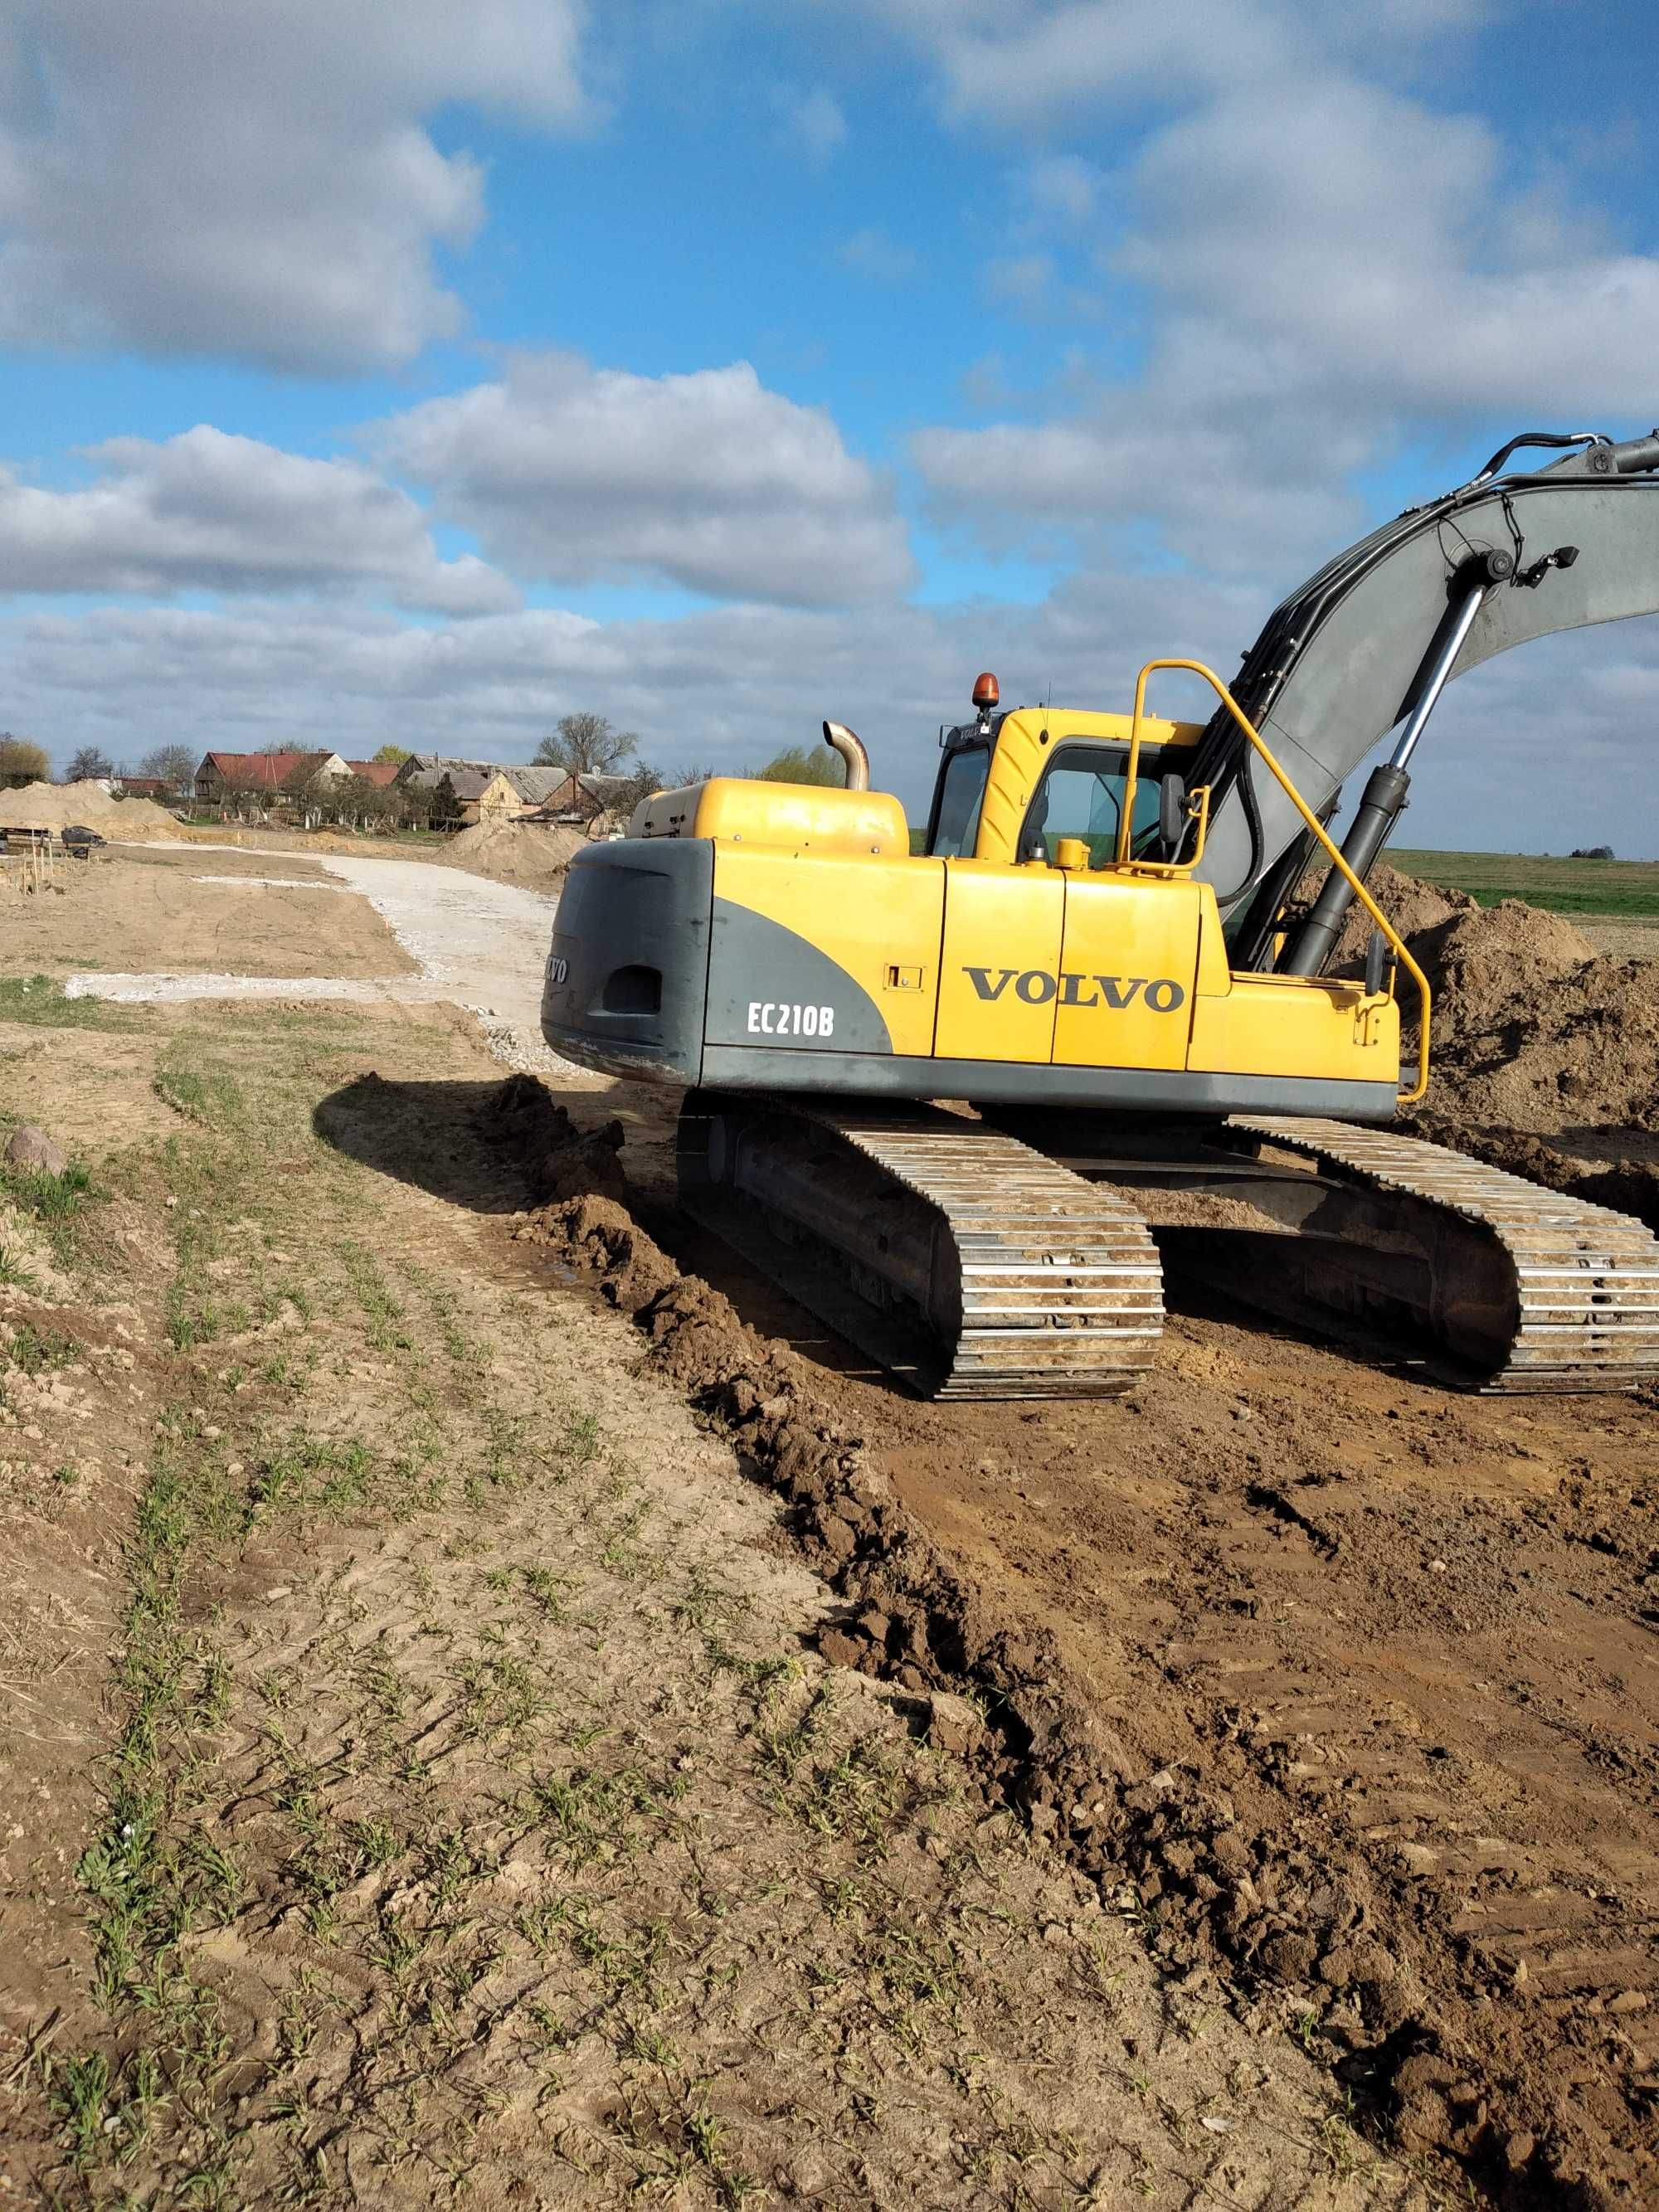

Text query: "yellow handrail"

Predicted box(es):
[1126, 659, 1432, 1105]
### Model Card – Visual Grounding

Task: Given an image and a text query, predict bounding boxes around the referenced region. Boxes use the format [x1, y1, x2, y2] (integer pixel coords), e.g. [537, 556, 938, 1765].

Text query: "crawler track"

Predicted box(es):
[1234, 1116, 1659, 1391]
[679, 1096, 1163, 1400]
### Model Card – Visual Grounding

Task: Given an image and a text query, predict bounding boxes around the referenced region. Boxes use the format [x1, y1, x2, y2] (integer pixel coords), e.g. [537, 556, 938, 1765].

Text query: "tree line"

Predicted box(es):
[2, 712, 845, 805]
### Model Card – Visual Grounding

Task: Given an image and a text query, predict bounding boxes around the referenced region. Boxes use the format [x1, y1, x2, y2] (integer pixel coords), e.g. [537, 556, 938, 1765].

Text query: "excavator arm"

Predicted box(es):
[1188, 429, 1659, 970]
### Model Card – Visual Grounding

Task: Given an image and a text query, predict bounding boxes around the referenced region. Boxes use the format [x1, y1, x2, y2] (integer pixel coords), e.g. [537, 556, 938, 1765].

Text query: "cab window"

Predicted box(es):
[929, 741, 990, 858]
[1022, 745, 1170, 867]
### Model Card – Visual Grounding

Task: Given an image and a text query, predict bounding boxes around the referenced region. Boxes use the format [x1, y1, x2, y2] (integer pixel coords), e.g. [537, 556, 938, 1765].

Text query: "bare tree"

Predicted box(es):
[533, 712, 639, 775]
[66, 746, 114, 782]
[0, 734, 49, 788]
[139, 744, 198, 793]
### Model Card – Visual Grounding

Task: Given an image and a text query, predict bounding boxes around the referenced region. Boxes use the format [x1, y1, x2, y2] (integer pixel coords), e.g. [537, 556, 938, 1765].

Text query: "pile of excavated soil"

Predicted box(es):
[1407, 898, 1658, 1134]
[1336, 862, 1659, 1130]
[440, 816, 584, 890]
[1331, 858, 1478, 949]
[0, 779, 181, 842]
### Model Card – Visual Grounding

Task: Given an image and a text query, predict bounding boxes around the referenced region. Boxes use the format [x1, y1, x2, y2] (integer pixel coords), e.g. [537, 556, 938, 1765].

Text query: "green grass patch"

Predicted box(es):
[153, 1046, 244, 1125]
[0, 1158, 97, 1265]
[5, 1320, 77, 1374]
[1391, 848, 1659, 920]
[0, 974, 141, 1029]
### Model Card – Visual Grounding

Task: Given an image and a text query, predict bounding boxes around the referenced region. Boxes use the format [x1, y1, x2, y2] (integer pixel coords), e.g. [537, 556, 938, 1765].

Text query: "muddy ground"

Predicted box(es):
[2, 851, 1655, 2208]
[515, 1064, 1659, 2212]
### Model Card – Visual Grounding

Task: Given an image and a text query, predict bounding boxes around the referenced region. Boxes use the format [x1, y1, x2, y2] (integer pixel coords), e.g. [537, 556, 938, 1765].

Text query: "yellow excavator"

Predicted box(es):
[542, 429, 1659, 1398]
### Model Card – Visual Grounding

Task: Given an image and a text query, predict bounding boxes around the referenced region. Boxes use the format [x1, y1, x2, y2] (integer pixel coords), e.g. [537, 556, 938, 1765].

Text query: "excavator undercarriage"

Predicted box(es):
[679, 1096, 1659, 1398]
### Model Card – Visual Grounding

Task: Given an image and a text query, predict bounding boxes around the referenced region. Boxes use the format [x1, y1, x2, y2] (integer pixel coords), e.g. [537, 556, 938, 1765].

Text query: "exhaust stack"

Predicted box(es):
[822, 720, 870, 791]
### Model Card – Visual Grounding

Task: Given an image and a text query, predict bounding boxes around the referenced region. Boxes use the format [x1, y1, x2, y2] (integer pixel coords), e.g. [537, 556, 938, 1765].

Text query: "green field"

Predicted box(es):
[1389, 848, 1659, 919]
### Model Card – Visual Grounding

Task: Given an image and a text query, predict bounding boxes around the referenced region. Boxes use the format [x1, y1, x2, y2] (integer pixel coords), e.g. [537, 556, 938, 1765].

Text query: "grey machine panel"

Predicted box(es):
[1186, 437, 1659, 939]
[541, 837, 714, 1082]
[698, 1043, 1399, 1121]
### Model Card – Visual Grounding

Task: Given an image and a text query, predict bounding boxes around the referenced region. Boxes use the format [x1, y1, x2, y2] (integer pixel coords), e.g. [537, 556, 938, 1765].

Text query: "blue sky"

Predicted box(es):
[1, 0, 1657, 850]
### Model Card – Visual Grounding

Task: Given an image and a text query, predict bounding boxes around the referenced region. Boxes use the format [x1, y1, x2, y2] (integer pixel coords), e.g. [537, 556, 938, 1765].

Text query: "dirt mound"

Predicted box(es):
[1332, 859, 1479, 955]
[1327, 862, 1659, 1140]
[1404, 900, 1659, 1136]
[0, 778, 181, 842]
[441, 816, 583, 890]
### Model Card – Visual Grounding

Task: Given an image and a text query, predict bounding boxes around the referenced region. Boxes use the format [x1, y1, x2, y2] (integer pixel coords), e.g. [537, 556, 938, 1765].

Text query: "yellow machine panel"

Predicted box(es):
[935, 860, 1064, 1062]
[712, 844, 945, 1056]
[637, 776, 909, 856]
[1053, 873, 1203, 1072]
[1187, 971, 1399, 1082]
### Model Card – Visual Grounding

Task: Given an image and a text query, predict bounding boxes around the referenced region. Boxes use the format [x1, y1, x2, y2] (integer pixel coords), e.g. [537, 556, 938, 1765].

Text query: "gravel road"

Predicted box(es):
[66, 849, 570, 1069]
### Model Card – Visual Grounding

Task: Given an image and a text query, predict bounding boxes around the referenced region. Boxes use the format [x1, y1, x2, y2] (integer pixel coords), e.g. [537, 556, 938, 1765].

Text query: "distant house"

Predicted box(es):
[114, 775, 173, 800]
[394, 754, 521, 825]
[499, 766, 567, 813]
[195, 750, 349, 805]
[343, 760, 403, 790]
[536, 771, 638, 821]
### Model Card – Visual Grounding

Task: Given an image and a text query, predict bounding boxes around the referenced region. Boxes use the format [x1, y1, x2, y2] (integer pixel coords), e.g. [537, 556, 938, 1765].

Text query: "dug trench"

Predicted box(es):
[435, 1067, 1659, 2211]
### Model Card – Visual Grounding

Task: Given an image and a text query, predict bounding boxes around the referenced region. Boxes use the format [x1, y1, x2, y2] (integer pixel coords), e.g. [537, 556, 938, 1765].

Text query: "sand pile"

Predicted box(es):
[0, 778, 181, 842]
[1331, 860, 1476, 953]
[1403, 898, 1658, 1135]
[442, 816, 584, 891]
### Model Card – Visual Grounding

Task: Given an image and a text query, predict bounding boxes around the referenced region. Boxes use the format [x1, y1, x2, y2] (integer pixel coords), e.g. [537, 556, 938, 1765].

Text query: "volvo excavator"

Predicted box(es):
[542, 428, 1659, 1398]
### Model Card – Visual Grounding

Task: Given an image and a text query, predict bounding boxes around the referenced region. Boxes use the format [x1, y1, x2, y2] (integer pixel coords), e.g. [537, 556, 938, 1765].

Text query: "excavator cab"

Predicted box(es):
[926, 717, 1191, 868]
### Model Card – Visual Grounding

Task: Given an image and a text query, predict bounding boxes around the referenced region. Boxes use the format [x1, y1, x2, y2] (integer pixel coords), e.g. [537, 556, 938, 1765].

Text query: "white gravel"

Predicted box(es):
[68, 849, 583, 1073]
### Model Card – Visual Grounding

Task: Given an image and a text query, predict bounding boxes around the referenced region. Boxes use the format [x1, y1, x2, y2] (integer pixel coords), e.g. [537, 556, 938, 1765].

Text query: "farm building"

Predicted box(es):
[535, 771, 639, 821]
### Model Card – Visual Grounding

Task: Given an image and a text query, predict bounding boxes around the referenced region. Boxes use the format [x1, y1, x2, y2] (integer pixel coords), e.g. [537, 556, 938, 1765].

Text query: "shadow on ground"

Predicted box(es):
[314, 1073, 543, 1215]
[315, 1069, 892, 1382]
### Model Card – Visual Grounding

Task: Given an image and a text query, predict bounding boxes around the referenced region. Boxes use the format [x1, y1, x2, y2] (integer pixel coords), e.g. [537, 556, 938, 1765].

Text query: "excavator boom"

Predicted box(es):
[1188, 430, 1659, 964]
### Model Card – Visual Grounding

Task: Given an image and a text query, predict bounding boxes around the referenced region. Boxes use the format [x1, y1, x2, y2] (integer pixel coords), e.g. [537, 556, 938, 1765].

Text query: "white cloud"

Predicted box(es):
[776, 84, 848, 164]
[0, 568, 1251, 795]
[9, 573, 1653, 856]
[838, 226, 920, 285]
[379, 353, 915, 606]
[0, 0, 594, 372]
[1024, 154, 1102, 225]
[903, 0, 1659, 579]
[0, 428, 518, 615]
[852, 0, 1482, 125]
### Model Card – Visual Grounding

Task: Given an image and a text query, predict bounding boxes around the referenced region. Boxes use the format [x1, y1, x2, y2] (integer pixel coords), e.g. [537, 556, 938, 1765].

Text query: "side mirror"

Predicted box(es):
[1159, 772, 1187, 853]
[1364, 930, 1394, 996]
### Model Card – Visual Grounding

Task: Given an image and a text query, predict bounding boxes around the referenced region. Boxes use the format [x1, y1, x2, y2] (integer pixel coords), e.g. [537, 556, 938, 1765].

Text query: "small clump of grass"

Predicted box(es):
[0, 1159, 96, 1265]
[5, 1320, 78, 1374]
[153, 1048, 244, 1125]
